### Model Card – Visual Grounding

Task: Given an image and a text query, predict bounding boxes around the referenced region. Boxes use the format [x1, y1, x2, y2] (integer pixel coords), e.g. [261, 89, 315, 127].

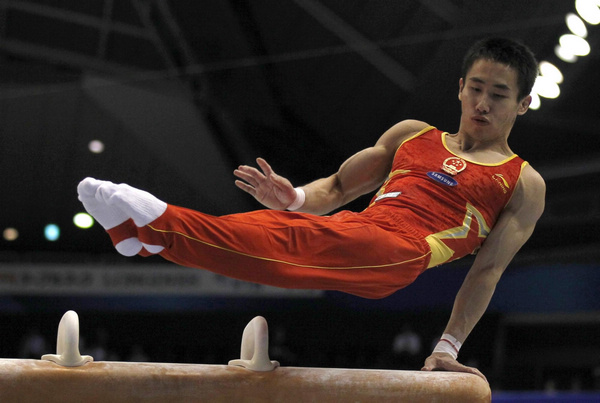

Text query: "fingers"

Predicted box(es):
[234, 158, 294, 201]
[456, 365, 487, 383]
[234, 157, 273, 182]
[234, 164, 265, 187]
[470, 367, 488, 383]
[234, 164, 264, 179]
[234, 169, 258, 188]
[234, 179, 256, 196]
[420, 358, 488, 383]
[235, 158, 290, 190]
[256, 157, 273, 176]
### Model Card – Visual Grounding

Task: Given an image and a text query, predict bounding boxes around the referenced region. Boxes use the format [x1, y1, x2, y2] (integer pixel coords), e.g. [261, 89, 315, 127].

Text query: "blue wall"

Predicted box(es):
[1, 263, 597, 314]
[329, 263, 600, 314]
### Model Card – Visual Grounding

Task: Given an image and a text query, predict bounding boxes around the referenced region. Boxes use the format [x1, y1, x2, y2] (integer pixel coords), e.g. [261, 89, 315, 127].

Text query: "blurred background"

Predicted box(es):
[0, 0, 599, 400]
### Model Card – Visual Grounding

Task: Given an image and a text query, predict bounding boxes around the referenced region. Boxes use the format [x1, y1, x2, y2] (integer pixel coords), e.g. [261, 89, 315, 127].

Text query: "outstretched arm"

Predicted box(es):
[234, 120, 429, 215]
[422, 164, 546, 381]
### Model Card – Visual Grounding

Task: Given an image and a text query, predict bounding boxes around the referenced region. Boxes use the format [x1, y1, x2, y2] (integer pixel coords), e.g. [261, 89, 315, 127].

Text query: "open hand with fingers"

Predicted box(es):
[234, 158, 298, 210]
[421, 353, 488, 383]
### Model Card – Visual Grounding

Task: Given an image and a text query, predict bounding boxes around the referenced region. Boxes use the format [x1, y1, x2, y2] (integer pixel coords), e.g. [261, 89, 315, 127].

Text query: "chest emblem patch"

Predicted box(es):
[442, 157, 467, 176]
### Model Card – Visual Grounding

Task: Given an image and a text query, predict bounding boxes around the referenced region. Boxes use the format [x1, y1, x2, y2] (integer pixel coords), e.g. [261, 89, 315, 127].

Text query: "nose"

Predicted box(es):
[476, 96, 490, 114]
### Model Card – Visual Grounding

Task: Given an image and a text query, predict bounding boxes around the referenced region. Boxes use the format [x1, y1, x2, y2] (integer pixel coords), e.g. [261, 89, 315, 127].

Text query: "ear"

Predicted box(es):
[517, 95, 531, 115]
[458, 78, 464, 101]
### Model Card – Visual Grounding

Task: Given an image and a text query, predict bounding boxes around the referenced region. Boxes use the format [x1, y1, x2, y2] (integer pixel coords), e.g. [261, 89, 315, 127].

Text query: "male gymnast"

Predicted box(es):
[78, 37, 546, 381]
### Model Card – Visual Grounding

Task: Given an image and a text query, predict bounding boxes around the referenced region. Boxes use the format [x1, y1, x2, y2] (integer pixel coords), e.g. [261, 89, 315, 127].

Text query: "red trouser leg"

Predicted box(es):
[106, 219, 153, 257]
[113, 205, 431, 299]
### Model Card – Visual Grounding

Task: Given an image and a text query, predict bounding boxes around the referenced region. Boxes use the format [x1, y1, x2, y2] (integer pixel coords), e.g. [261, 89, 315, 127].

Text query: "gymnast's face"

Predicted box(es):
[458, 59, 531, 140]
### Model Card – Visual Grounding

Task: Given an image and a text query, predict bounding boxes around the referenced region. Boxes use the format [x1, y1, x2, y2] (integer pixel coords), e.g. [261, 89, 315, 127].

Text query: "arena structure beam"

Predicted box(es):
[291, 0, 416, 92]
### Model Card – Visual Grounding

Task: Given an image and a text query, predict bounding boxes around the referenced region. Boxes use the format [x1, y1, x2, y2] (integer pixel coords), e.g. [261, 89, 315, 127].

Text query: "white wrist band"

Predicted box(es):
[286, 187, 305, 211]
[433, 333, 462, 360]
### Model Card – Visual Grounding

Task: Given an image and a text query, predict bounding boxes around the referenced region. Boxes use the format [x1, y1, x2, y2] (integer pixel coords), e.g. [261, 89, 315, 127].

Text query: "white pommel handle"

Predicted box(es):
[41, 310, 93, 367]
[228, 316, 280, 372]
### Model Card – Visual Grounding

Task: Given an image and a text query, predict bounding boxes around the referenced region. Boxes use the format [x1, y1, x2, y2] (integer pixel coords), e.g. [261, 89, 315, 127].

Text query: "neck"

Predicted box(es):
[448, 130, 513, 158]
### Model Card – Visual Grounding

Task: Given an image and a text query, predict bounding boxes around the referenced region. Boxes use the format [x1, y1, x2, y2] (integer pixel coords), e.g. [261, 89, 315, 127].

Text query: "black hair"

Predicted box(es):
[462, 37, 539, 100]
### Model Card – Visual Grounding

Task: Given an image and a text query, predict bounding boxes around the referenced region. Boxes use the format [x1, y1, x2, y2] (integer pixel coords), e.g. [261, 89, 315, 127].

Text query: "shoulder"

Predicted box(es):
[506, 163, 546, 222]
[520, 163, 546, 187]
[518, 163, 546, 201]
[376, 120, 432, 150]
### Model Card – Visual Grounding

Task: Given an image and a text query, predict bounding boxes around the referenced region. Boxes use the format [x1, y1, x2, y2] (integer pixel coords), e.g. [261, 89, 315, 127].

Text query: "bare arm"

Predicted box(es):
[422, 164, 546, 380]
[234, 120, 429, 215]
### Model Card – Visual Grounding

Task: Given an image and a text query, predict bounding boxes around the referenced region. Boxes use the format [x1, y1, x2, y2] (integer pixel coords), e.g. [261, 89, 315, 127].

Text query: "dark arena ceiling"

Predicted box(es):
[0, 0, 598, 265]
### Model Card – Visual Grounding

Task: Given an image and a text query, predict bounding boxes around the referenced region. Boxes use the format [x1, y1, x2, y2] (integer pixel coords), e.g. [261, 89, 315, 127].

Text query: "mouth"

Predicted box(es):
[471, 116, 489, 125]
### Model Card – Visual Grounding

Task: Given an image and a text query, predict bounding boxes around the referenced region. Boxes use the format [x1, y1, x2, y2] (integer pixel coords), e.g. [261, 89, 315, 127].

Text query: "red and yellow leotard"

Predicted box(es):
[108, 126, 526, 299]
[367, 126, 526, 268]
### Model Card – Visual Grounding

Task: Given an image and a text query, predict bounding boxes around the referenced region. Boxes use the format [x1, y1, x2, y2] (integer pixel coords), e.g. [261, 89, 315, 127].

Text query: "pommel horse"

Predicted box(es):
[0, 312, 491, 402]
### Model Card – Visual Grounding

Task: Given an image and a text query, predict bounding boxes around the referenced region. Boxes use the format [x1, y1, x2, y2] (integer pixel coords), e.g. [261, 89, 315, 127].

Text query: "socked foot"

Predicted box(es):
[77, 178, 167, 256]
[94, 180, 167, 227]
[78, 178, 167, 227]
[78, 178, 129, 230]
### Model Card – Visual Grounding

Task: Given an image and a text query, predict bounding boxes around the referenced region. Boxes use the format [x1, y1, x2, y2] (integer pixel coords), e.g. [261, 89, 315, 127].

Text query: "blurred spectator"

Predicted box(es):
[88, 328, 119, 361]
[19, 327, 47, 359]
[269, 325, 297, 365]
[127, 344, 150, 362]
[391, 324, 422, 369]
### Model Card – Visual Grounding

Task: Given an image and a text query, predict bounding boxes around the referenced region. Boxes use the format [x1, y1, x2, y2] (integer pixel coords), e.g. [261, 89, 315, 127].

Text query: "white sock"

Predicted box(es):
[115, 238, 143, 257]
[78, 178, 128, 230]
[142, 243, 165, 254]
[78, 178, 166, 256]
[95, 181, 167, 227]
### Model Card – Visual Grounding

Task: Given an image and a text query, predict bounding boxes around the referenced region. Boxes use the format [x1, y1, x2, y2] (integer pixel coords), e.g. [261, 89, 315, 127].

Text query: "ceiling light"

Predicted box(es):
[73, 212, 94, 229]
[539, 61, 564, 84]
[555, 44, 578, 62]
[533, 76, 561, 99]
[529, 92, 541, 110]
[3, 227, 19, 241]
[575, 0, 600, 25]
[559, 34, 591, 56]
[88, 140, 105, 154]
[566, 13, 588, 37]
[44, 224, 60, 242]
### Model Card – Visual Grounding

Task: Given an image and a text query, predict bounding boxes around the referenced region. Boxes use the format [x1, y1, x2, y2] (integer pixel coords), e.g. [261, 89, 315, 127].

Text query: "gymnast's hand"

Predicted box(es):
[421, 353, 487, 383]
[234, 158, 298, 210]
